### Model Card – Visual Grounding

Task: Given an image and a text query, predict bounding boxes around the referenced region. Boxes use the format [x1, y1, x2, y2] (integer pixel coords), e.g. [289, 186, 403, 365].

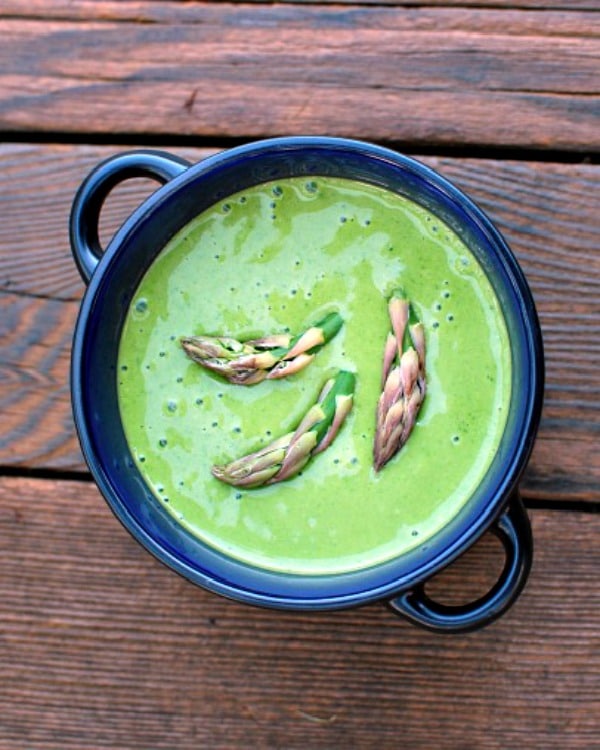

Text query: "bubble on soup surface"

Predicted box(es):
[134, 298, 148, 315]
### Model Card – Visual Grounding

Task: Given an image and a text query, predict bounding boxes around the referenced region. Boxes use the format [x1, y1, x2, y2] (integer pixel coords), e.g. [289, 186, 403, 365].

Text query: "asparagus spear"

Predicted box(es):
[373, 290, 426, 472]
[181, 312, 343, 385]
[212, 370, 356, 488]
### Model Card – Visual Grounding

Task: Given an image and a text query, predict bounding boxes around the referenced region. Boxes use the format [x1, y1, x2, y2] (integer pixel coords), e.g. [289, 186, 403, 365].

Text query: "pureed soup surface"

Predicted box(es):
[117, 176, 511, 575]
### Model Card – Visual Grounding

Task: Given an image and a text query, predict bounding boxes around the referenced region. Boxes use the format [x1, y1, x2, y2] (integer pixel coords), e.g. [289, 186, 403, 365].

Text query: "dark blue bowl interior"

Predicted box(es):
[72, 137, 544, 609]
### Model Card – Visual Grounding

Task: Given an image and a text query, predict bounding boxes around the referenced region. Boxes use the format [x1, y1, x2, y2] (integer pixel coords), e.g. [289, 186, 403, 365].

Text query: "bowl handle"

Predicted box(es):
[386, 492, 533, 633]
[69, 150, 190, 283]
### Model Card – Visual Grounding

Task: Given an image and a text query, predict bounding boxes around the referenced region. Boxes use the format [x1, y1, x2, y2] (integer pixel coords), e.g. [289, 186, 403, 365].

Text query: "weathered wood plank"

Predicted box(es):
[1, 143, 598, 502]
[0, 5, 598, 150]
[0, 476, 598, 749]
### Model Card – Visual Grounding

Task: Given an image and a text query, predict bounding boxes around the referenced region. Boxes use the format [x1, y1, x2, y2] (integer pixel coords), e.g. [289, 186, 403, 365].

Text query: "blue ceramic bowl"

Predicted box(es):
[70, 137, 544, 632]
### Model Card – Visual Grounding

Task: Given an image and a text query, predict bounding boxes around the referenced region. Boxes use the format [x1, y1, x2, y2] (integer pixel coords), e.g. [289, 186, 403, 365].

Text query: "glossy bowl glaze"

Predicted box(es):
[70, 138, 544, 632]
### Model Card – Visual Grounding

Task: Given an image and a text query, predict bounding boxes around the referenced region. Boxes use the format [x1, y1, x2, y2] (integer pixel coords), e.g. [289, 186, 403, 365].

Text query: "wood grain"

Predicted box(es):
[1, 143, 598, 502]
[0, 4, 598, 150]
[0, 475, 598, 749]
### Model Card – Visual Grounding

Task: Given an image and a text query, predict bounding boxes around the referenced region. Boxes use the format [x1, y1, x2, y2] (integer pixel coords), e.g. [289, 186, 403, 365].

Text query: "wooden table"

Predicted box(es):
[1, 2, 598, 748]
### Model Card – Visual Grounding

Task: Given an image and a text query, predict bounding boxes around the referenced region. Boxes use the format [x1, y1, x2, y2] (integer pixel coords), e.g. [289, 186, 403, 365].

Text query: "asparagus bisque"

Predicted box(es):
[117, 176, 512, 575]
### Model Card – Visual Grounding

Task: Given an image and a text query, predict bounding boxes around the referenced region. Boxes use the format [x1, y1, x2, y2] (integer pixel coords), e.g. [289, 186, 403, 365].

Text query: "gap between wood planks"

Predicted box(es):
[0, 131, 597, 165]
[1, 2, 599, 20]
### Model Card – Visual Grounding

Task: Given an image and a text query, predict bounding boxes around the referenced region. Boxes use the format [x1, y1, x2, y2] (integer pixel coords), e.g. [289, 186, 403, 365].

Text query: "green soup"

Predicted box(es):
[117, 176, 511, 575]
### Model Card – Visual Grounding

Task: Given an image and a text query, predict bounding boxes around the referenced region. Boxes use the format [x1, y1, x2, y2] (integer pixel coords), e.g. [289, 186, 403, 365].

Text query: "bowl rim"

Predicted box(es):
[71, 136, 545, 609]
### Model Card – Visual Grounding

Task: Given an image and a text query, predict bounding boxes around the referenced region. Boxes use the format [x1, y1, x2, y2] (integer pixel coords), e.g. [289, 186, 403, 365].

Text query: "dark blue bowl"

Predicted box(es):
[70, 137, 544, 632]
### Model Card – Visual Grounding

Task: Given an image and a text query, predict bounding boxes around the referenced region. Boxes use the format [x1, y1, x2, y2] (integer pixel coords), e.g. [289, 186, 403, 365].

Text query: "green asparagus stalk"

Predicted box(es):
[373, 290, 426, 472]
[212, 370, 356, 488]
[181, 312, 343, 385]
